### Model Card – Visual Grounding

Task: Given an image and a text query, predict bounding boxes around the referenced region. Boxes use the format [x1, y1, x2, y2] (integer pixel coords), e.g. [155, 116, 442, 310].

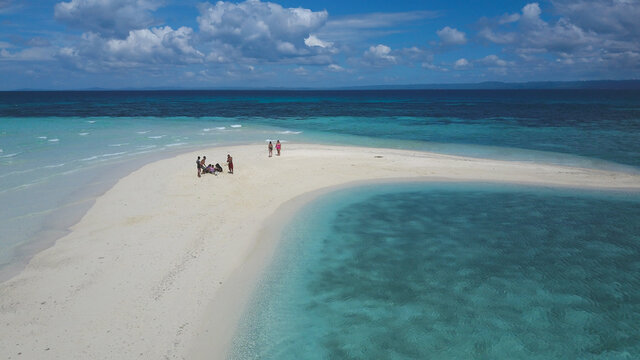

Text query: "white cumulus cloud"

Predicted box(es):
[422, 62, 448, 72]
[481, 3, 581, 49]
[54, 0, 162, 38]
[521, 2, 542, 20]
[437, 26, 467, 45]
[499, 13, 520, 24]
[478, 0, 640, 73]
[197, 0, 329, 62]
[454, 58, 470, 69]
[478, 54, 509, 67]
[0, 47, 56, 61]
[58, 26, 203, 70]
[107, 27, 202, 63]
[362, 44, 396, 67]
[552, 0, 640, 37]
[473, 0, 640, 77]
[327, 64, 345, 72]
[304, 34, 333, 48]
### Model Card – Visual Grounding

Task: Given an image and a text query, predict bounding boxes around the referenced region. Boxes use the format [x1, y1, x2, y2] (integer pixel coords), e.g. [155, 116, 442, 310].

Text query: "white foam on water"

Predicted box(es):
[278, 130, 302, 134]
[230, 124, 242, 128]
[60, 169, 81, 175]
[78, 132, 89, 136]
[48, 139, 59, 142]
[86, 120, 96, 124]
[148, 135, 165, 139]
[0, 167, 38, 179]
[81, 156, 99, 161]
[216, 127, 226, 130]
[203, 128, 212, 132]
[103, 152, 127, 157]
[132, 150, 156, 155]
[38, 136, 47, 139]
[44, 163, 65, 168]
[0, 182, 34, 194]
[137, 130, 151, 134]
[109, 143, 129, 147]
[165, 143, 186, 147]
[136, 145, 157, 150]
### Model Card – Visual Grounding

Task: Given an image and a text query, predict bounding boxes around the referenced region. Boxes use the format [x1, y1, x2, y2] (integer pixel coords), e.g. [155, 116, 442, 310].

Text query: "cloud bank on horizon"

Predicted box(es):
[0, 0, 638, 89]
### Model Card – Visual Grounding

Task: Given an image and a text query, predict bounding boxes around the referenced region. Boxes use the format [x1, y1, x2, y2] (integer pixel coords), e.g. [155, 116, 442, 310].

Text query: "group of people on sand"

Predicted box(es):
[196, 154, 233, 178]
[268, 140, 282, 157]
[196, 140, 281, 178]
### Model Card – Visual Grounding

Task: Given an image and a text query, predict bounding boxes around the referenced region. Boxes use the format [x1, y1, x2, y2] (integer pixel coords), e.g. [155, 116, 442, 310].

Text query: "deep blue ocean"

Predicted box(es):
[1, 90, 640, 358]
[3, 90, 640, 168]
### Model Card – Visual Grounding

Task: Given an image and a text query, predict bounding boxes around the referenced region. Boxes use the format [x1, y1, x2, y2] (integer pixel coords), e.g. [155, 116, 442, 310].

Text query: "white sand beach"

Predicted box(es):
[1, 143, 639, 359]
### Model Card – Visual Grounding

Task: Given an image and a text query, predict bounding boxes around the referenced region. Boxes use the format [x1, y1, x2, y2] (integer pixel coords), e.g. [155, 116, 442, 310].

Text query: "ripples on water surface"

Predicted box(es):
[1, 90, 639, 280]
[2, 90, 640, 167]
[234, 184, 640, 359]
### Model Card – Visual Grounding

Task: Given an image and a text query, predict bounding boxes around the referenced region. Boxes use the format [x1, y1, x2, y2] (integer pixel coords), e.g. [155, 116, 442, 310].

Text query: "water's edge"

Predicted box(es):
[189, 178, 640, 359]
[0, 143, 247, 283]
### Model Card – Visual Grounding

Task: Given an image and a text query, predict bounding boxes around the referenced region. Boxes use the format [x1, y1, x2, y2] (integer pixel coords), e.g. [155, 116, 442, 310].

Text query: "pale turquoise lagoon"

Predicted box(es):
[233, 183, 640, 359]
[1, 91, 640, 357]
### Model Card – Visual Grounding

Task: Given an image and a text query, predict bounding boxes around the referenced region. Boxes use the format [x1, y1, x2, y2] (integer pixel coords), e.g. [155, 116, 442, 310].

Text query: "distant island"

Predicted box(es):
[6, 79, 640, 91]
[340, 80, 640, 90]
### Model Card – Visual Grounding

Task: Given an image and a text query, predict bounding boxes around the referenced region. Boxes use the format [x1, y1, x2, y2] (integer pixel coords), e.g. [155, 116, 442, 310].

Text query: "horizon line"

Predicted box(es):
[2, 79, 640, 92]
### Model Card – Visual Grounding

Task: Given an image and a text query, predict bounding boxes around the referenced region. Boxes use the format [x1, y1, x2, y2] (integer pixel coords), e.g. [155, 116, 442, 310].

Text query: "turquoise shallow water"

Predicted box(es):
[1, 91, 640, 356]
[2, 116, 633, 271]
[232, 183, 640, 359]
[2, 90, 640, 271]
[0, 116, 294, 268]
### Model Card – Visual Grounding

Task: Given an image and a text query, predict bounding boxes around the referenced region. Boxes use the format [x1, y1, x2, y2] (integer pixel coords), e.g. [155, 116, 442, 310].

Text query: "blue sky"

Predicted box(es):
[0, 0, 638, 89]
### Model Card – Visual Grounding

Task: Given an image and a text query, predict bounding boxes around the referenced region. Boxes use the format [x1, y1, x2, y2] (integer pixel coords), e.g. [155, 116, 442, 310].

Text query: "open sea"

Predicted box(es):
[1, 90, 640, 357]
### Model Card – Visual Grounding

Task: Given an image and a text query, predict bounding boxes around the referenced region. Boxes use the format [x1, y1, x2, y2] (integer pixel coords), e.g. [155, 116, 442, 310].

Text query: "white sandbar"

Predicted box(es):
[1, 143, 639, 359]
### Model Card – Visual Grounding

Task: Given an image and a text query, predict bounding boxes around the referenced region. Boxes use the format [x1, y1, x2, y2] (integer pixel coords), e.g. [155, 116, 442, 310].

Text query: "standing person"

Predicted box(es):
[201, 156, 207, 172]
[196, 156, 202, 177]
[268, 141, 273, 157]
[276, 140, 281, 156]
[227, 154, 234, 174]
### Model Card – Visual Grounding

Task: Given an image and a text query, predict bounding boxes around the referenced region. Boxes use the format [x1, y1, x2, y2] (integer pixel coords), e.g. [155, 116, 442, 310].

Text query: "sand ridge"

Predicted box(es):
[1, 143, 639, 359]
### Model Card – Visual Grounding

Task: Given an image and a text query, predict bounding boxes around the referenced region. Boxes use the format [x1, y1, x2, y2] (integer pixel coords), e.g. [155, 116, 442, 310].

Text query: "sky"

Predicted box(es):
[0, 0, 639, 89]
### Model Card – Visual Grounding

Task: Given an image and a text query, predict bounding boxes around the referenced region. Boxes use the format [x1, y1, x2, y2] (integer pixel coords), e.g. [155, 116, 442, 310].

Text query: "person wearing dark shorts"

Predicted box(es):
[196, 156, 202, 177]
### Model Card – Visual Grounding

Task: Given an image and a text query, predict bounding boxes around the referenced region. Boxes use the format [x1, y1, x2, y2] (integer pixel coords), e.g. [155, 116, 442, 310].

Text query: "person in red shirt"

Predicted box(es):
[227, 154, 234, 174]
